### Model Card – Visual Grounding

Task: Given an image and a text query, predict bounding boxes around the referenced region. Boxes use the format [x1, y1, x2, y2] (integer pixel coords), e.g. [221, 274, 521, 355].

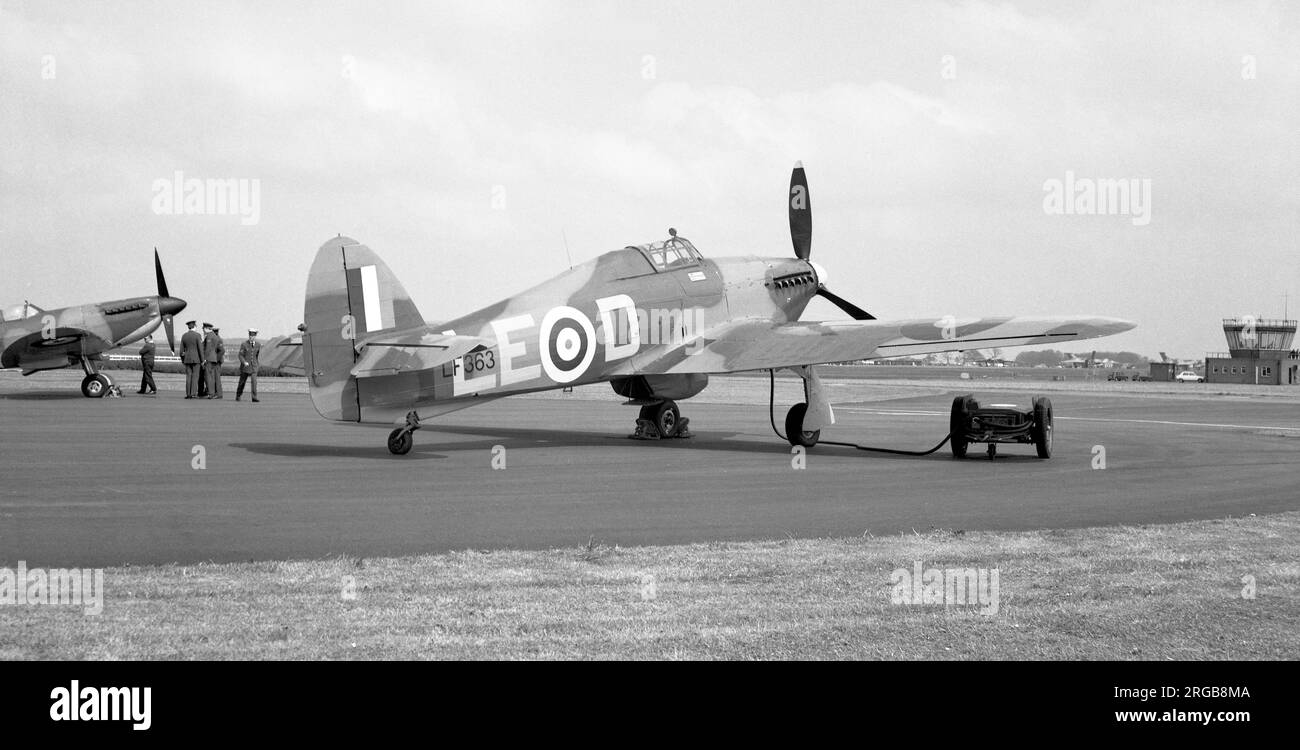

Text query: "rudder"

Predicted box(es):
[302, 236, 424, 421]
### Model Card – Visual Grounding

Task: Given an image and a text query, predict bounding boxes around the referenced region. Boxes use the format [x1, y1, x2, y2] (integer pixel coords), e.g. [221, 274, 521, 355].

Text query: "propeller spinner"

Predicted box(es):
[788, 162, 875, 321]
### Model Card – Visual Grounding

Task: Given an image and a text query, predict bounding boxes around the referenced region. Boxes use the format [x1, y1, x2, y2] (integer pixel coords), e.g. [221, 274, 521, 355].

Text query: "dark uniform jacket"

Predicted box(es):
[180, 330, 203, 365]
[203, 332, 222, 364]
[139, 341, 156, 367]
[239, 340, 262, 374]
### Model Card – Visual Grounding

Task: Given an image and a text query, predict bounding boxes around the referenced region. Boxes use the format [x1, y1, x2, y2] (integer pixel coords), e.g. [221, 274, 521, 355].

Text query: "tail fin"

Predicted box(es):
[302, 236, 423, 421]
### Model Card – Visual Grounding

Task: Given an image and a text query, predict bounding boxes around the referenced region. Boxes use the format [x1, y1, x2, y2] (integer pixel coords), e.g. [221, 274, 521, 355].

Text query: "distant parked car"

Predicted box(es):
[1107, 372, 1130, 381]
[1175, 370, 1204, 383]
[1133, 374, 1152, 382]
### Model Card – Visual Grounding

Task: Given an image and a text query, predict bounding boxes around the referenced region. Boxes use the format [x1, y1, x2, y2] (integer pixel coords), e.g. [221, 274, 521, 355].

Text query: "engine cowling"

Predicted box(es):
[610, 374, 708, 401]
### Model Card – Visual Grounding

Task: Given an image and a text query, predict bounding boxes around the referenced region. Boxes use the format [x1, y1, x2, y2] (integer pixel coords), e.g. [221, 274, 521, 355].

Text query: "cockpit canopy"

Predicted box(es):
[627, 234, 703, 273]
[0, 302, 44, 322]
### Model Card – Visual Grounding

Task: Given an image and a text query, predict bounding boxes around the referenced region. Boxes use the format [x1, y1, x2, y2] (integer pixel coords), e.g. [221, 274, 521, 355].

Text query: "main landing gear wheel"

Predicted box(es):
[631, 400, 691, 439]
[81, 373, 112, 398]
[1032, 396, 1053, 459]
[949, 395, 976, 458]
[652, 400, 680, 437]
[784, 402, 820, 448]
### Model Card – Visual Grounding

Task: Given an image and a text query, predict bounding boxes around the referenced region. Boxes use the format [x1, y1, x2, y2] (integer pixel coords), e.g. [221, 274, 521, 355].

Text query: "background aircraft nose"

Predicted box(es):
[157, 296, 187, 353]
[159, 296, 187, 317]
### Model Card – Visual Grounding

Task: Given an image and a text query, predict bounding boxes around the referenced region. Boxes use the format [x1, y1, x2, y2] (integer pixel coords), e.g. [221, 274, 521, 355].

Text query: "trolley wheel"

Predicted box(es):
[1032, 396, 1053, 459]
[950, 395, 976, 458]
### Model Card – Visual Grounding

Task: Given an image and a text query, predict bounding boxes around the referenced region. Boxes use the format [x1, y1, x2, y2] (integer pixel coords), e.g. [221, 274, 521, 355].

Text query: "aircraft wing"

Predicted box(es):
[0, 328, 112, 374]
[633, 316, 1135, 375]
[349, 329, 494, 378]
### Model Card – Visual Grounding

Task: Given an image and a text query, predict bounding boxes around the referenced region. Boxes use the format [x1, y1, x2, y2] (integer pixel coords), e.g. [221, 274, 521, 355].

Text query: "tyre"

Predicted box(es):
[950, 395, 975, 458]
[81, 374, 111, 398]
[784, 402, 820, 447]
[652, 400, 680, 438]
[387, 428, 413, 455]
[1032, 397, 1053, 459]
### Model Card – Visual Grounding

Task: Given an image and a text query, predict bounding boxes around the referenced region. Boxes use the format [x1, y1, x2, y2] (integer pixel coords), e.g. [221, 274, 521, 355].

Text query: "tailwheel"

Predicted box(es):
[81, 373, 112, 398]
[387, 411, 421, 455]
[784, 402, 820, 448]
[387, 428, 413, 455]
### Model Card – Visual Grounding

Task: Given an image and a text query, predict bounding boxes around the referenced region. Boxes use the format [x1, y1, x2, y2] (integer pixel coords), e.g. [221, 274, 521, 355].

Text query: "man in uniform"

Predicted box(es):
[180, 321, 203, 399]
[137, 334, 157, 395]
[237, 328, 262, 402]
[212, 327, 226, 399]
[202, 323, 221, 399]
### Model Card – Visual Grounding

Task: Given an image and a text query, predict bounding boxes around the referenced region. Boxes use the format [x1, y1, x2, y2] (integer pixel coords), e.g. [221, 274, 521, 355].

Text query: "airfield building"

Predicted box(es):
[1205, 318, 1298, 385]
[1149, 362, 1176, 382]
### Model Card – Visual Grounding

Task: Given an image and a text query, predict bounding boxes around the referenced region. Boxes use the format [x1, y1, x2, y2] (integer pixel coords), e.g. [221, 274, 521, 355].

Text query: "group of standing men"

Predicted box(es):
[170, 320, 263, 401]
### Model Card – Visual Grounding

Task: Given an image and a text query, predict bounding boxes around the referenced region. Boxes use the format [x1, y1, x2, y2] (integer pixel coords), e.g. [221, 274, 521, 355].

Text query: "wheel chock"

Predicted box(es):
[629, 417, 693, 440]
[630, 418, 662, 440]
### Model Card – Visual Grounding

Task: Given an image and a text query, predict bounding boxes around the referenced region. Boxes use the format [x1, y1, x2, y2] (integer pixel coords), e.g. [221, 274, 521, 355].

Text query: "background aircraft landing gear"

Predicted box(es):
[80, 373, 112, 398]
[386, 411, 421, 455]
[784, 402, 820, 448]
[631, 399, 692, 440]
[77, 356, 112, 398]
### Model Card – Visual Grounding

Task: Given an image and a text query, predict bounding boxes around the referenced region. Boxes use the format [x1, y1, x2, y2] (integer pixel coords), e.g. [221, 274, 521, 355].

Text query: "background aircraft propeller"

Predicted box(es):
[154, 248, 186, 353]
[789, 162, 812, 260]
[788, 162, 875, 320]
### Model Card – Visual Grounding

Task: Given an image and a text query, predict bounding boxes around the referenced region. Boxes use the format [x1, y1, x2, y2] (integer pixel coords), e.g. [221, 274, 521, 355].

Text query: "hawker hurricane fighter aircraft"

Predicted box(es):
[301, 163, 1134, 454]
[0, 251, 186, 397]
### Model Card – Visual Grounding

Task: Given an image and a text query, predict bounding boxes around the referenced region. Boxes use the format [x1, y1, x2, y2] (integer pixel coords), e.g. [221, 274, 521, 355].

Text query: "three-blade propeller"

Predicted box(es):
[788, 162, 875, 321]
[154, 248, 187, 353]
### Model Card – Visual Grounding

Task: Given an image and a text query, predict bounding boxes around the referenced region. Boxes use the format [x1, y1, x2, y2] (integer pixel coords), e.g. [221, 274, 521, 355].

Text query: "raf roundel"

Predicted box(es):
[539, 305, 597, 384]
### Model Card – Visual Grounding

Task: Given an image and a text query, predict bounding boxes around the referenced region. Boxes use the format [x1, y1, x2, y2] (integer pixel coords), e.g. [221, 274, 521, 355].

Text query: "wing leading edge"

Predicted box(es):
[637, 315, 1135, 375]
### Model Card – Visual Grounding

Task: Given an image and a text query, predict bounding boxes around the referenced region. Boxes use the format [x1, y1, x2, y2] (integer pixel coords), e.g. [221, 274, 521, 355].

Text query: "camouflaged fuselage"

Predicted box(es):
[301, 236, 819, 424]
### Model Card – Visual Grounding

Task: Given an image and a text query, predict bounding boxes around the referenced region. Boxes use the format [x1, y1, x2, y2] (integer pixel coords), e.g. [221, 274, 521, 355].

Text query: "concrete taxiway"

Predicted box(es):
[1, 371, 1297, 566]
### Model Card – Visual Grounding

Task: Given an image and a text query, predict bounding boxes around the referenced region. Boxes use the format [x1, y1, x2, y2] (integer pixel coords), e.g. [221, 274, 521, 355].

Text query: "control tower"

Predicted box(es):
[1206, 318, 1298, 385]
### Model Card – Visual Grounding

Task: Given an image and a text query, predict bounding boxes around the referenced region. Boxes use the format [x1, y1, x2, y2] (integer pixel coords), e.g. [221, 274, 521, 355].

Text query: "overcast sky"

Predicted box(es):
[2, 0, 1295, 358]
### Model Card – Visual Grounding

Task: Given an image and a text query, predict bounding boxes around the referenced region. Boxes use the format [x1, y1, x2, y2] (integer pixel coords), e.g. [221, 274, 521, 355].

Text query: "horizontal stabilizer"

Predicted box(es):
[350, 330, 493, 378]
